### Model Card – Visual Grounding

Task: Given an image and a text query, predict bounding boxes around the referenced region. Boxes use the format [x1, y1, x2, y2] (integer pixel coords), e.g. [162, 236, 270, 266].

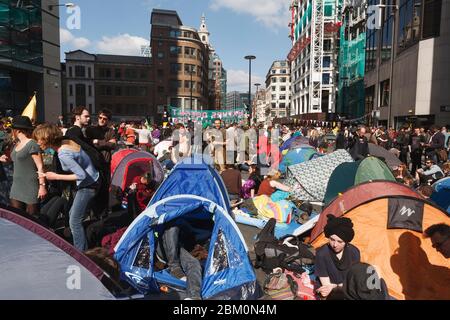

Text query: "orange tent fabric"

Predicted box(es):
[310, 181, 422, 242]
[312, 197, 450, 300]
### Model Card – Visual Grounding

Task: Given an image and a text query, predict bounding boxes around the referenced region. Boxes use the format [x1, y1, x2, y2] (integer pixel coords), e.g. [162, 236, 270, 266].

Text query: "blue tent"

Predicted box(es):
[280, 135, 311, 153]
[279, 147, 320, 173]
[114, 195, 259, 300]
[431, 177, 450, 215]
[150, 155, 232, 212]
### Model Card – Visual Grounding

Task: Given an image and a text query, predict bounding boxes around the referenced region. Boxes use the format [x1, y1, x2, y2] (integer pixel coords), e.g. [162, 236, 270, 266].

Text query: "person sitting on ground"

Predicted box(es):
[221, 164, 242, 201]
[128, 173, 155, 213]
[157, 220, 203, 300]
[424, 223, 450, 259]
[330, 262, 389, 300]
[442, 161, 450, 177]
[257, 169, 293, 197]
[416, 158, 444, 185]
[416, 185, 434, 199]
[315, 215, 361, 300]
[240, 164, 263, 199]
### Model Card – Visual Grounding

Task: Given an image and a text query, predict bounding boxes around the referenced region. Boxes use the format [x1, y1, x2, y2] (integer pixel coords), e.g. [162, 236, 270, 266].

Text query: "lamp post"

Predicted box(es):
[48, 2, 75, 10]
[244, 55, 256, 124]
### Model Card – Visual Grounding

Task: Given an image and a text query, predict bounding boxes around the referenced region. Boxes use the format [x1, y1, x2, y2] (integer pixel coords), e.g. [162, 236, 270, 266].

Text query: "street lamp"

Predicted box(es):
[244, 55, 256, 123]
[48, 3, 75, 10]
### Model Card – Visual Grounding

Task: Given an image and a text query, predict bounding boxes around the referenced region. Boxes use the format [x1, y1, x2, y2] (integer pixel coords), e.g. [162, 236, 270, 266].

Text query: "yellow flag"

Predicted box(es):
[22, 93, 37, 122]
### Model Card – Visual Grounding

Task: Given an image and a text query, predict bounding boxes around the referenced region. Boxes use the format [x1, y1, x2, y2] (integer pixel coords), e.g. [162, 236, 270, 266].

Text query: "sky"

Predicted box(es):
[59, 0, 292, 92]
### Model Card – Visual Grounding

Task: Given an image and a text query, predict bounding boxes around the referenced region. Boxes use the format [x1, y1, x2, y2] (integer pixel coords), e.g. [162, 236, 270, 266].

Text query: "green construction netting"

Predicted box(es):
[337, 19, 366, 117]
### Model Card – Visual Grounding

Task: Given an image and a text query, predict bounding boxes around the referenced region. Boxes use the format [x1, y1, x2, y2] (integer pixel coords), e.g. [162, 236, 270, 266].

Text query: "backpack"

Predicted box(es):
[254, 218, 315, 274]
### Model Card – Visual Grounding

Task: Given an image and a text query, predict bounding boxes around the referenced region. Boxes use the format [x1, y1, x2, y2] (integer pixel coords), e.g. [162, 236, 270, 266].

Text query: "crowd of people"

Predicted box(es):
[0, 106, 449, 300]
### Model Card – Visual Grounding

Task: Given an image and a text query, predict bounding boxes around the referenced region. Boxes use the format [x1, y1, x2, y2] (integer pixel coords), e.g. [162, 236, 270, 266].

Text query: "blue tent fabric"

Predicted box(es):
[114, 195, 258, 300]
[279, 147, 318, 173]
[431, 177, 450, 215]
[150, 156, 231, 213]
[280, 136, 311, 153]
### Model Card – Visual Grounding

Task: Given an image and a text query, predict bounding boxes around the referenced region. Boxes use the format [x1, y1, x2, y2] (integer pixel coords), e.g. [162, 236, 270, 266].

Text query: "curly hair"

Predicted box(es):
[32, 123, 63, 148]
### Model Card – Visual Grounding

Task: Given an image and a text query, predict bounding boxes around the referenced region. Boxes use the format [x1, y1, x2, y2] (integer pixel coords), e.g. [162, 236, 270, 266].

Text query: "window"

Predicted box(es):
[125, 69, 138, 79]
[88, 85, 92, 97]
[280, 86, 286, 92]
[115, 69, 121, 79]
[140, 70, 148, 79]
[169, 80, 182, 91]
[88, 68, 91, 78]
[323, 39, 332, 51]
[169, 45, 182, 55]
[75, 66, 85, 78]
[272, 86, 276, 92]
[323, 56, 331, 68]
[157, 52, 164, 59]
[69, 85, 73, 96]
[158, 86, 164, 93]
[280, 103, 286, 109]
[272, 78, 277, 83]
[99, 85, 112, 96]
[422, 0, 441, 39]
[99, 68, 111, 78]
[184, 64, 196, 74]
[272, 103, 277, 109]
[69, 67, 73, 77]
[272, 94, 277, 100]
[322, 73, 330, 84]
[280, 77, 287, 83]
[157, 69, 164, 78]
[184, 47, 196, 57]
[169, 29, 182, 38]
[280, 95, 286, 100]
[115, 87, 122, 96]
[281, 69, 287, 74]
[170, 63, 182, 74]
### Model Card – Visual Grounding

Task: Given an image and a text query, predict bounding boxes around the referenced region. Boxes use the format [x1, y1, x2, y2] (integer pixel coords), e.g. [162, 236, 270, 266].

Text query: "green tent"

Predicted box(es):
[323, 157, 396, 205]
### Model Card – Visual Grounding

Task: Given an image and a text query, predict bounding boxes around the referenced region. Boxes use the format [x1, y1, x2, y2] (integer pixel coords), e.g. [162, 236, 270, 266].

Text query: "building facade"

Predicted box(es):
[364, 0, 450, 128]
[64, 50, 154, 121]
[150, 9, 209, 112]
[198, 14, 227, 110]
[265, 60, 291, 123]
[0, 0, 62, 122]
[288, 0, 342, 120]
[337, 0, 367, 119]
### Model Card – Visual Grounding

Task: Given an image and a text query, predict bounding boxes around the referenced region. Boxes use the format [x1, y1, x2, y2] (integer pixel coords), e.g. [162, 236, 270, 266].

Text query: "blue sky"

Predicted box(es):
[59, 0, 292, 92]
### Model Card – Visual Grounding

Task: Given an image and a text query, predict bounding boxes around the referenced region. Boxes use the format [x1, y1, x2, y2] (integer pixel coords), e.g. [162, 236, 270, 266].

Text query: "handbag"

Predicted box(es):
[263, 271, 298, 300]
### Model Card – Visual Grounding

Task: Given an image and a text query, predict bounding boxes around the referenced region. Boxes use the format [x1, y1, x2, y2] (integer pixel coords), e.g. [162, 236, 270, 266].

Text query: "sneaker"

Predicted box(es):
[170, 267, 187, 281]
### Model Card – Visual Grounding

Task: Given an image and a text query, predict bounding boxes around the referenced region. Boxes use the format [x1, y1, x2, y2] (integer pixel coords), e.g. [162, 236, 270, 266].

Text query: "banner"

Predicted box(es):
[169, 106, 249, 126]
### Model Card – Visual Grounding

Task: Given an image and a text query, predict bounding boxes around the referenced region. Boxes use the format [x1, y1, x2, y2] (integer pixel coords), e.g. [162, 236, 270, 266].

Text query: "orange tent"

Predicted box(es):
[312, 196, 450, 300]
[310, 181, 422, 242]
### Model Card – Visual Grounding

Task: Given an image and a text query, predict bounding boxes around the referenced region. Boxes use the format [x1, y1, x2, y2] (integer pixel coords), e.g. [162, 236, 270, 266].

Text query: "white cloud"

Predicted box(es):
[227, 69, 265, 92]
[72, 37, 91, 49]
[60, 28, 91, 49]
[210, 0, 291, 29]
[60, 28, 74, 44]
[96, 34, 150, 56]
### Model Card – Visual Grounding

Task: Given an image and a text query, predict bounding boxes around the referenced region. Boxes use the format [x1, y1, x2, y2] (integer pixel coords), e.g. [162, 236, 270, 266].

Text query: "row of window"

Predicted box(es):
[270, 77, 289, 83]
[271, 86, 288, 92]
[98, 68, 148, 80]
[168, 63, 204, 77]
[69, 84, 93, 97]
[271, 94, 290, 101]
[156, 45, 205, 62]
[99, 103, 148, 116]
[98, 85, 149, 97]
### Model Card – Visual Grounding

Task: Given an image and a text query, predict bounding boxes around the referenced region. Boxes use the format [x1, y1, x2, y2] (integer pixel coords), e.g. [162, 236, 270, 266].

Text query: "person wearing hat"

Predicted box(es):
[0, 116, 47, 216]
[315, 214, 361, 299]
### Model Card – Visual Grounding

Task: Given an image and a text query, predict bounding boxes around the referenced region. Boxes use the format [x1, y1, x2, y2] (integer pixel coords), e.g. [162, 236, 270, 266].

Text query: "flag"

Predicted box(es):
[22, 92, 37, 122]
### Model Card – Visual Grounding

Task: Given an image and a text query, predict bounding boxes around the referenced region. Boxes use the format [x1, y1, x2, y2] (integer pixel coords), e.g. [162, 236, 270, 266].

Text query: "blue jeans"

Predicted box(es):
[69, 188, 97, 251]
[162, 225, 202, 299]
